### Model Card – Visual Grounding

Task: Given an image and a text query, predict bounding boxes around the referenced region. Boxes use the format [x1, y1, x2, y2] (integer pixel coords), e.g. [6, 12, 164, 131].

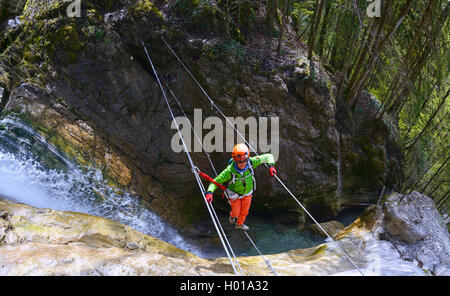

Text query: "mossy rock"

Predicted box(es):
[352, 157, 386, 183]
[191, 0, 223, 31]
[128, 0, 163, 19]
[51, 25, 84, 64]
[309, 244, 327, 257]
[54, 26, 84, 52]
[294, 56, 310, 77]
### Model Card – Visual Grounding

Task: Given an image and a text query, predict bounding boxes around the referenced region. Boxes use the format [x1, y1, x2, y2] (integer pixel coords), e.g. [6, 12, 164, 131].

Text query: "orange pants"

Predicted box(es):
[230, 195, 252, 226]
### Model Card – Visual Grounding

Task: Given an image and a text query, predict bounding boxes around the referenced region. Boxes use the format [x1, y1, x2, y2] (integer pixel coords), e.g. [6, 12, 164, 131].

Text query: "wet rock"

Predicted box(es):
[0, 197, 428, 276]
[0, 198, 227, 276]
[307, 220, 345, 238]
[432, 264, 450, 276]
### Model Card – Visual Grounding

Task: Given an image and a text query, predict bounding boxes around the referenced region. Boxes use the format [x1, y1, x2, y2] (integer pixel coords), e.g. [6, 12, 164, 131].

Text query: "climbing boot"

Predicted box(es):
[235, 224, 249, 231]
[229, 216, 237, 224]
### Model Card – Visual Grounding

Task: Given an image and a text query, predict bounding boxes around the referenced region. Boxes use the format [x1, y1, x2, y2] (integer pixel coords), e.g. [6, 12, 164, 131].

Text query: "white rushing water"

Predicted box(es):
[0, 116, 201, 256]
[329, 236, 427, 276]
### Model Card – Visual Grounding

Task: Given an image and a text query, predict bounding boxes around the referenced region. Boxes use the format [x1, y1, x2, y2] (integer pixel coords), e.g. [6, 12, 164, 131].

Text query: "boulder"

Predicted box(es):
[381, 191, 450, 270]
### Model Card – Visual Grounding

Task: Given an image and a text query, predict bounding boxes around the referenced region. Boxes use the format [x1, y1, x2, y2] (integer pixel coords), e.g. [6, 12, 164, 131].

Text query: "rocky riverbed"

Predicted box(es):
[1, 191, 448, 276]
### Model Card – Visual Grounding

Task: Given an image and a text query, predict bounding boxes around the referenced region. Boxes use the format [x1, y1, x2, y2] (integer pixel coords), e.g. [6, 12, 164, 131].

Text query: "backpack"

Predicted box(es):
[227, 158, 256, 192]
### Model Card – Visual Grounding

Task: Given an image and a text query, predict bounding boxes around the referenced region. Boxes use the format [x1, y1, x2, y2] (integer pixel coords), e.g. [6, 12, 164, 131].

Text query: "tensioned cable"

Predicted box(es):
[243, 231, 278, 276]
[163, 81, 219, 176]
[164, 82, 244, 274]
[141, 40, 242, 275]
[161, 36, 365, 276]
[193, 169, 245, 275]
[192, 171, 245, 275]
[164, 81, 280, 276]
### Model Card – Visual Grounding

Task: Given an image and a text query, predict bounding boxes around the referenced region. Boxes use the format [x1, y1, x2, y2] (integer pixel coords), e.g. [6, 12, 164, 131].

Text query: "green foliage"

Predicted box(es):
[175, 0, 224, 31]
[174, 0, 258, 42]
[289, 0, 448, 209]
[290, 0, 315, 37]
[204, 39, 246, 62]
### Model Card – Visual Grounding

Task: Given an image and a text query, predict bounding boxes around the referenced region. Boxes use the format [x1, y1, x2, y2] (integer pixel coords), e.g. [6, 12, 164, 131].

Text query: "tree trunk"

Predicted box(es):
[407, 147, 449, 192]
[329, 9, 343, 68]
[436, 190, 450, 210]
[277, 0, 290, 56]
[347, 0, 413, 103]
[308, 0, 325, 61]
[317, 0, 332, 57]
[421, 154, 450, 193]
[428, 179, 446, 197]
[403, 78, 440, 140]
[265, 0, 278, 29]
[346, 1, 387, 99]
[405, 88, 449, 150]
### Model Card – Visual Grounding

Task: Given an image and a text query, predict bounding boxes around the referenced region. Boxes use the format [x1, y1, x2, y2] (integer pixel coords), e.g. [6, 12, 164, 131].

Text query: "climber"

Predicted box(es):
[205, 143, 277, 231]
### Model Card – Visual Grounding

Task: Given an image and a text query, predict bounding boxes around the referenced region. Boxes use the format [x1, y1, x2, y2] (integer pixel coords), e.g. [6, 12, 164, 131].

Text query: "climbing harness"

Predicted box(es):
[160, 36, 365, 276]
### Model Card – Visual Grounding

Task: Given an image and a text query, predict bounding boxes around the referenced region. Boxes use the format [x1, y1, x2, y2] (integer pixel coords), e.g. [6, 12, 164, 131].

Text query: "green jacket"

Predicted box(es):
[207, 154, 275, 196]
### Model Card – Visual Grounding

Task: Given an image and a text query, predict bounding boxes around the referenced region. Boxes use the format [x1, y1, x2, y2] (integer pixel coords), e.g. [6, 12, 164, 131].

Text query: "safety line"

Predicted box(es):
[193, 173, 244, 275]
[163, 81, 219, 176]
[193, 171, 245, 275]
[141, 40, 242, 276]
[167, 82, 244, 273]
[161, 36, 365, 276]
[273, 174, 364, 275]
[243, 231, 278, 276]
[163, 81, 279, 276]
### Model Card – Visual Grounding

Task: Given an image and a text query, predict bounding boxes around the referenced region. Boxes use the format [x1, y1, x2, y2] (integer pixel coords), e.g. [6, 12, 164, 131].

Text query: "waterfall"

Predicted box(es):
[336, 132, 342, 198]
[0, 115, 201, 256]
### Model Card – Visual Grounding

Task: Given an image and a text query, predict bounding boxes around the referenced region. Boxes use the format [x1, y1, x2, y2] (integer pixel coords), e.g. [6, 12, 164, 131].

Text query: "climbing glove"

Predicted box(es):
[205, 191, 213, 203]
[268, 164, 277, 177]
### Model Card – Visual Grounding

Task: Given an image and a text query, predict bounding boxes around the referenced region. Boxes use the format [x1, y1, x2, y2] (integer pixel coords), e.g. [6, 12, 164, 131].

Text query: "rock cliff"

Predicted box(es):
[0, 0, 400, 236]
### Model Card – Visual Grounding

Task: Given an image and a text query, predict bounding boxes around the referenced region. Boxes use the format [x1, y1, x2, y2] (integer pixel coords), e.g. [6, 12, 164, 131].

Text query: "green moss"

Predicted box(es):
[23, 50, 41, 63]
[14, 220, 54, 235]
[352, 157, 386, 183]
[129, 0, 163, 18]
[54, 26, 84, 52]
[203, 39, 246, 63]
[296, 57, 310, 76]
[309, 244, 327, 257]
[362, 144, 378, 157]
